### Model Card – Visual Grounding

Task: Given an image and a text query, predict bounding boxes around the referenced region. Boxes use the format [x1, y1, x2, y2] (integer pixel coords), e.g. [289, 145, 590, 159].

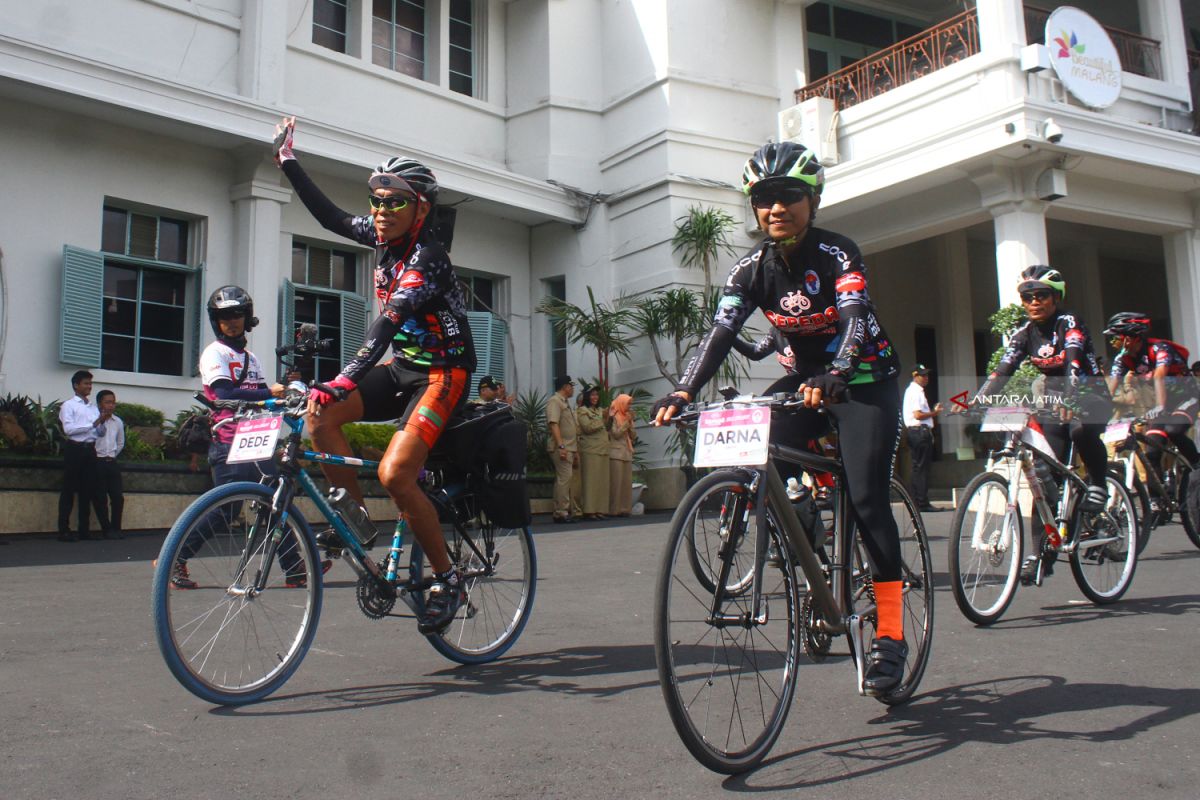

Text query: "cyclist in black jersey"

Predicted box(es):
[273, 117, 475, 632]
[970, 266, 1112, 580]
[1104, 312, 1200, 469]
[653, 141, 908, 696]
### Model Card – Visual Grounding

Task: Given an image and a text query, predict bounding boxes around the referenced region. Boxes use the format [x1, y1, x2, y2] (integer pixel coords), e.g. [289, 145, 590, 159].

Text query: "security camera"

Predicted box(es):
[1043, 118, 1063, 143]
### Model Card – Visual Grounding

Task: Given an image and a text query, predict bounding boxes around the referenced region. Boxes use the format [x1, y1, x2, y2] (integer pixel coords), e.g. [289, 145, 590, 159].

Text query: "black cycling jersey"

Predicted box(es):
[678, 230, 899, 395]
[281, 159, 475, 380]
[1111, 338, 1190, 389]
[979, 310, 1102, 397]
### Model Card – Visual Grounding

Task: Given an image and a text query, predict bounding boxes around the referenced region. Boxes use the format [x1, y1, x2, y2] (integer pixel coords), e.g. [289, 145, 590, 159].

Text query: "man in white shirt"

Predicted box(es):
[903, 364, 942, 513]
[58, 370, 108, 541]
[92, 389, 126, 539]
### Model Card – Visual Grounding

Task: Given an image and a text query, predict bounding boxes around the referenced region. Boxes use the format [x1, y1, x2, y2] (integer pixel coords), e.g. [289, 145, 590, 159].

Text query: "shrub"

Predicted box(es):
[121, 427, 164, 461]
[114, 402, 165, 427]
[343, 423, 397, 457]
[0, 394, 63, 455]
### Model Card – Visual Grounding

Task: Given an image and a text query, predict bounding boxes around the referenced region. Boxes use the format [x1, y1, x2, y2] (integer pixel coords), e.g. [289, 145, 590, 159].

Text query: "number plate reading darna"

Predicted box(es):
[226, 416, 283, 464]
[693, 406, 771, 468]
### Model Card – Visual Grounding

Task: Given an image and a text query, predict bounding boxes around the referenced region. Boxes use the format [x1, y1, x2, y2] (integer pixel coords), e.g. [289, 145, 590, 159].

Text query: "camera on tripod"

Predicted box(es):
[277, 323, 334, 382]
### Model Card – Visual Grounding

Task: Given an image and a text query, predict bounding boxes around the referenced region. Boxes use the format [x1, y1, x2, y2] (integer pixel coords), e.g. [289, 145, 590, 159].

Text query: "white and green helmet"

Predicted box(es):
[1018, 265, 1067, 301]
[741, 141, 825, 196]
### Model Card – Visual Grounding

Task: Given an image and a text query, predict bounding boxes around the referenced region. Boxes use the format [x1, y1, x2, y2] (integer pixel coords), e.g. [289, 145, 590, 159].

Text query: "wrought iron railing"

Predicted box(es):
[794, 8, 979, 109]
[1024, 5, 1161, 80]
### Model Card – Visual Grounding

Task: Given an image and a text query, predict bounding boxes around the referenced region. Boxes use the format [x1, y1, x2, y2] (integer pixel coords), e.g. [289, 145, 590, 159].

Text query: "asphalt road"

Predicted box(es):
[1, 508, 1198, 799]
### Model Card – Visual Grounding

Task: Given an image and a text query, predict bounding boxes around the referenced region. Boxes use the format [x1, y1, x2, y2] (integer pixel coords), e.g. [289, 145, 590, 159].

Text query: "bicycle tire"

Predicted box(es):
[684, 475, 757, 597]
[948, 472, 1023, 625]
[1069, 474, 1138, 604]
[152, 481, 322, 705]
[654, 469, 800, 774]
[410, 522, 536, 665]
[851, 479, 934, 705]
[1178, 471, 1200, 550]
[1109, 461, 1152, 555]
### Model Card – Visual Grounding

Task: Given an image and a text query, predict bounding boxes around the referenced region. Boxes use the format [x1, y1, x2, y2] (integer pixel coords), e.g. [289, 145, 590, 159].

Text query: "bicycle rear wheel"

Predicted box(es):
[848, 479, 934, 705]
[655, 469, 799, 775]
[1070, 475, 1138, 604]
[152, 481, 322, 705]
[410, 521, 536, 665]
[948, 472, 1023, 625]
[1178, 470, 1200, 550]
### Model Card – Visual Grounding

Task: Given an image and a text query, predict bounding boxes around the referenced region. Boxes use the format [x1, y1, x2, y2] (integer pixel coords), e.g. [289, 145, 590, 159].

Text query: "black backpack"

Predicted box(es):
[436, 403, 531, 528]
[176, 411, 213, 455]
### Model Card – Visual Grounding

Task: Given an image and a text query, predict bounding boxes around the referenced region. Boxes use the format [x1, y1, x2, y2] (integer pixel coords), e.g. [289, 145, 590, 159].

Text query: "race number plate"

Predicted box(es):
[1103, 419, 1132, 444]
[979, 407, 1032, 433]
[226, 416, 283, 464]
[693, 405, 771, 468]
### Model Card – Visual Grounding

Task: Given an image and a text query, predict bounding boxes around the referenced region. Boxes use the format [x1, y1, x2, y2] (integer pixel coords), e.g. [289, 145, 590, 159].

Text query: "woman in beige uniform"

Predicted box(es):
[576, 385, 610, 520]
[608, 393, 635, 516]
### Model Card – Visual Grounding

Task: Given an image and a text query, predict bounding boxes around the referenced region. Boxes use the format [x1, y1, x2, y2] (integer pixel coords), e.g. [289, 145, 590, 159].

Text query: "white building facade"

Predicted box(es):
[1, 0, 1199, 495]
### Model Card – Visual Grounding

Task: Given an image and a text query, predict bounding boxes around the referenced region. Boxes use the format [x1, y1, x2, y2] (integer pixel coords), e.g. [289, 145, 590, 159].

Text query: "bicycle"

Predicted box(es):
[949, 407, 1139, 626]
[151, 389, 536, 705]
[653, 392, 934, 774]
[1107, 416, 1200, 552]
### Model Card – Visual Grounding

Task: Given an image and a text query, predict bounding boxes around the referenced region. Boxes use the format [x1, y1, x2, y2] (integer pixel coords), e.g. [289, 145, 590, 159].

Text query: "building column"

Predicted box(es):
[774, 1, 813, 105]
[1164, 230, 1200, 353]
[936, 229, 974, 455]
[230, 154, 292, 381]
[974, 0, 1026, 58]
[1071, 241, 1104, 337]
[989, 201, 1049, 309]
[1139, 0, 1189, 88]
[238, 0, 288, 104]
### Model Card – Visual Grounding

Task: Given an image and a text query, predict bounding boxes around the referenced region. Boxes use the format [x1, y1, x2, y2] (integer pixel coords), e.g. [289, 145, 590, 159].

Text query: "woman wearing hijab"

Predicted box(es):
[576, 385, 610, 520]
[608, 393, 636, 516]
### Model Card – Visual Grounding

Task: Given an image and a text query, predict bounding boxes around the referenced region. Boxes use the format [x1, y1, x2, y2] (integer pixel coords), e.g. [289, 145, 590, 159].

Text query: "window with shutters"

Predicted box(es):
[58, 205, 201, 375]
[282, 239, 370, 384]
[545, 277, 567, 389]
[317, 0, 485, 99]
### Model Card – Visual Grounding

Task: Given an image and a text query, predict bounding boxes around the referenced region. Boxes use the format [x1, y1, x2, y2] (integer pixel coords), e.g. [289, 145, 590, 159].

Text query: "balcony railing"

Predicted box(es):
[795, 8, 979, 110]
[1024, 5, 1161, 80]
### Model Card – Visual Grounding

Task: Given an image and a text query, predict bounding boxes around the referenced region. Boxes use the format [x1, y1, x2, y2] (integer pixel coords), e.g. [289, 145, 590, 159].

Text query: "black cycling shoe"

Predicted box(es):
[1019, 552, 1055, 586]
[862, 637, 908, 696]
[418, 571, 465, 634]
[1078, 485, 1108, 514]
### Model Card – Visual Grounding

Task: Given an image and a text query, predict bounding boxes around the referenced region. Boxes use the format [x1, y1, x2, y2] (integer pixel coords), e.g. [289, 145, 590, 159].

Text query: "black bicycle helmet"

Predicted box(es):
[369, 156, 438, 203]
[1016, 265, 1066, 301]
[206, 285, 258, 336]
[741, 141, 824, 197]
[1104, 311, 1151, 337]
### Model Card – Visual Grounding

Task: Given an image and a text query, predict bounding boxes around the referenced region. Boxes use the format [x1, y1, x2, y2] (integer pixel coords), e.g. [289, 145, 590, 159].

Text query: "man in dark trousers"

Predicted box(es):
[91, 389, 126, 539]
[57, 370, 108, 541]
[902, 364, 942, 513]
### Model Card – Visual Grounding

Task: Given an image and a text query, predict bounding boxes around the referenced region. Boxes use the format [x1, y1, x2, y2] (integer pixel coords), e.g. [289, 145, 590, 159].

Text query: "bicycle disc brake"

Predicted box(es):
[356, 571, 397, 619]
[800, 594, 831, 661]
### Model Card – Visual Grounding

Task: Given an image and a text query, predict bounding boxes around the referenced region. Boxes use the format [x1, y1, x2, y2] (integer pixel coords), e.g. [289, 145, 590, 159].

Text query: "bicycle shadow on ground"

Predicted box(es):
[723, 675, 1200, 791]
[979, 592, 1200, 630]
[211, 643, 661, 718]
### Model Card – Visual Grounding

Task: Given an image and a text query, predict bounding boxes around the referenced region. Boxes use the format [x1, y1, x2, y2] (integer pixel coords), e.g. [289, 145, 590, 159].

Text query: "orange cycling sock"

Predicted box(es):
[873, 580, 904, 641]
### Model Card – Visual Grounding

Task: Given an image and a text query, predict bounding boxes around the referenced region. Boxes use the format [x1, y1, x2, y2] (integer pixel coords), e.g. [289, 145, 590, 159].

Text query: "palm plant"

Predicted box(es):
[536, 287, 633, 390]
[671, 205, 738, 298]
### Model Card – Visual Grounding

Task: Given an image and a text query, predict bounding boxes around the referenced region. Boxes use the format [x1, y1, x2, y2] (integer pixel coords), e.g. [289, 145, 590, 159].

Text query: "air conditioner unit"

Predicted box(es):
[778, 96, 839, 165]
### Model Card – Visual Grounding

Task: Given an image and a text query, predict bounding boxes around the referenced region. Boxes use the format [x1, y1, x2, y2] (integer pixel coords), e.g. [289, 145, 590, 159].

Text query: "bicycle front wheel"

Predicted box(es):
[848, 479, 934, 705]
[1070, 475, 1138, 604]
[152, 481, 322, 705]
[948, 472, 1023, 625]
[654, 469, 800, 775]
[411, 522, 536, 665]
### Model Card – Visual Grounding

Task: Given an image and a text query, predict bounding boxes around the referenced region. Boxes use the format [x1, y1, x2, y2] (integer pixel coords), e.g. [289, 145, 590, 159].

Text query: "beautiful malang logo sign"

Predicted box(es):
[1046, 7, 1121, 109]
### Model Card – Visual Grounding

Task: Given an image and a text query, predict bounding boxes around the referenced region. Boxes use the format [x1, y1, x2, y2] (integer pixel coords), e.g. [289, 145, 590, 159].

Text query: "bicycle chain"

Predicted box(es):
[800, 594, 831, 661]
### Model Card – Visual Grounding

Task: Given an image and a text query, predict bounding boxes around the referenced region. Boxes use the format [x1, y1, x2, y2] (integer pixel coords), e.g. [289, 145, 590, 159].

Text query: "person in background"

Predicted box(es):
[546, 375, 578, 523]
[576, 385, 610, 521]
[902, 365, 942, 513]
[494, 381, 509, 403]
[469, 375, 500, 406]
[608, 393, 636, 516]
[58, 370, 103, 542]
[91, 389, 126, 539]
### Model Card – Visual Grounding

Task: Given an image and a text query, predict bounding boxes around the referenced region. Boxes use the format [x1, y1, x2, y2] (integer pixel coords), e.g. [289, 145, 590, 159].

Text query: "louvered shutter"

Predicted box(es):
[465, 311, 507, 399]
[279, 279, 296, 353]
[191, 263, 205, 376]
[339, 291, 368, 366]
[60, 246, 104, 366]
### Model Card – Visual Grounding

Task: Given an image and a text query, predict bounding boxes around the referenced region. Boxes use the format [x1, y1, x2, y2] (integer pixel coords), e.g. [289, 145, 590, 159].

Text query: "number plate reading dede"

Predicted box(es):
[226, 416, 283, 464]
[693, 405, 771, 468]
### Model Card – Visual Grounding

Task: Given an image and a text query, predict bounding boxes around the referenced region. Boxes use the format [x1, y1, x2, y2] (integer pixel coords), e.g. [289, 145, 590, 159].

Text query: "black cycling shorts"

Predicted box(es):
[356, 361, 469, 449]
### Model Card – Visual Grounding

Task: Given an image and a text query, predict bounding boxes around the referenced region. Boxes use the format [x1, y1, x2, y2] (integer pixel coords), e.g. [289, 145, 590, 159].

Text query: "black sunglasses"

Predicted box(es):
[749, 187, 813, 209]
[1020, 290, 1054, 303]
[368, 194, 414, 212]
[215, 309, 245, 321]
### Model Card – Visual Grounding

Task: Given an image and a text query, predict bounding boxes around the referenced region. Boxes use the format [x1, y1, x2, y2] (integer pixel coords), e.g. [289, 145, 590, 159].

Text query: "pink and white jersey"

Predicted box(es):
[199, 341, 268, 444]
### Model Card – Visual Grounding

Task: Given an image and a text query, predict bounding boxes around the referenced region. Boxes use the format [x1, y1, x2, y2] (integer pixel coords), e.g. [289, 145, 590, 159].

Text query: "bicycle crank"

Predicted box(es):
[848, 613, 868, 696]
[356, 572, 398, 619]
[800, 594, 832, 661]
